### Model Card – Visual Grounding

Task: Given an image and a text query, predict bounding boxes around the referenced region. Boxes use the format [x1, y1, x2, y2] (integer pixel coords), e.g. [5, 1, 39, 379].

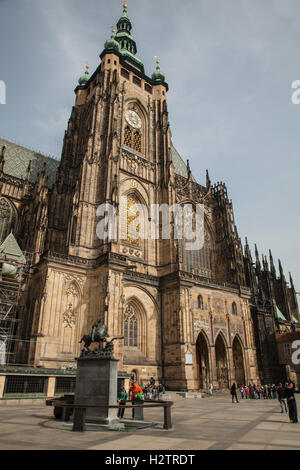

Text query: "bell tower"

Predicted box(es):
[35, 1, 178, 371]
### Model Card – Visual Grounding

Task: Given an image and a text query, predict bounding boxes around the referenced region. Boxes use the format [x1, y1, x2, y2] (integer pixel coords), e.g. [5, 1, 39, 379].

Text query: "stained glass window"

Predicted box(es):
[124, 304, 138, 347]
[180, 231, 213, 279]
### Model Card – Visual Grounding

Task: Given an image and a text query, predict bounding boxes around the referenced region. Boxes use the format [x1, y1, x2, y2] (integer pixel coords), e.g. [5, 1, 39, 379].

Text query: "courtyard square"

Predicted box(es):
[0, 393, 299, 451]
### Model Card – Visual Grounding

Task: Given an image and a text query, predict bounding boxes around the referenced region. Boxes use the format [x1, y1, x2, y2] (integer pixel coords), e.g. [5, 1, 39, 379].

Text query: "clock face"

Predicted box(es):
[125, 110, 142, 129]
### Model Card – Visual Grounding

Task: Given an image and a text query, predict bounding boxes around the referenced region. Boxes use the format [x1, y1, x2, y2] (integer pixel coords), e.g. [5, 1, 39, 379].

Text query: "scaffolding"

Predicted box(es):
[0, 250, 33, 365]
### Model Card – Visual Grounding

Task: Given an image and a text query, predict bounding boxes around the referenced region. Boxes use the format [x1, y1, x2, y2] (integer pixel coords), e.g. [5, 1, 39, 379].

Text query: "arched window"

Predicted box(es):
[0, 198, 16, 242]
[180, 224, 213, 279]
[124, 304, 138, 347]
[232, 302, 238, 315]
[198, 295, 204, 310]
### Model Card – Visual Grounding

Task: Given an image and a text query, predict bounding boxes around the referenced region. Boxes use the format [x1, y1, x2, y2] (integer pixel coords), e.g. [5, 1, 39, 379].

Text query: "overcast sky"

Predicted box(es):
[0, 0, 300, 294]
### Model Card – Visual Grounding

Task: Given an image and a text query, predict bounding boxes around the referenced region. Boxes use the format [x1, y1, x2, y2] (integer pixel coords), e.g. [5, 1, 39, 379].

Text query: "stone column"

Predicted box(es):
[74, 356, 120, 426]
[46, 377, 56, 397]
[0, 375, 5, 398]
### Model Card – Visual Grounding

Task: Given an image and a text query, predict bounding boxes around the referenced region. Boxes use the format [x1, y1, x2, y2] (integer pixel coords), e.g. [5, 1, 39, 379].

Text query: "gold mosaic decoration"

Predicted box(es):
[121, 196, 141, 247]
[123, 126, 142, 153]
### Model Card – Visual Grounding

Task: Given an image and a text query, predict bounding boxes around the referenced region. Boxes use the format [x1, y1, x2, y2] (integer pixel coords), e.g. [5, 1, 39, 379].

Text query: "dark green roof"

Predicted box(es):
[0, 137, 60, 187]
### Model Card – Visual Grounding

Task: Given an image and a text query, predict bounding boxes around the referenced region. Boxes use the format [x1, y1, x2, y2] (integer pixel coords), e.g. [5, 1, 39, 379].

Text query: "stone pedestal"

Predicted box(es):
[74, 356, 119, 425]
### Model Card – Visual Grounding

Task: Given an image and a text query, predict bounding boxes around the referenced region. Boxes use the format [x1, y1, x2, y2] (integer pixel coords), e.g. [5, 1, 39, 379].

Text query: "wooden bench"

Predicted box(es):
[51, 401, 174, 432]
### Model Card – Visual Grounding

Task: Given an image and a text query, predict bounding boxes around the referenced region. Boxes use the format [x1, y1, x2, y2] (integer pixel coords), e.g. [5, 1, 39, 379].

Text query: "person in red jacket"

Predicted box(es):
[129, 382, 143, 419]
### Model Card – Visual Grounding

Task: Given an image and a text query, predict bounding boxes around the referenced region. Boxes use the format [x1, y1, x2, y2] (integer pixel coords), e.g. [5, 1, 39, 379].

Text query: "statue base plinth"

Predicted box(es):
[74, 356, 120, 425]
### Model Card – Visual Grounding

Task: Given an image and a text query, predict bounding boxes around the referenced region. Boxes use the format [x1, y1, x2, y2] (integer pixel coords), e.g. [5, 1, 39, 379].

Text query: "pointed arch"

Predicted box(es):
[232, 335, 246, 386]
[179, 207, 214, 279]
[120, 189, 148, 251]
[123, 98, 149, 157]
[196, 330, 211, 389]
[124, 296, 147, 356]
[215, 332, 229, 388]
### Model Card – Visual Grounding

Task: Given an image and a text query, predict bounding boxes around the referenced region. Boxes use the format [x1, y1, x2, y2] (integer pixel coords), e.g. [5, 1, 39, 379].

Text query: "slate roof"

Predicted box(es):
[0, 137, 191, 187]
[0, 137, 60, 188]
[172, 145, 196, 181]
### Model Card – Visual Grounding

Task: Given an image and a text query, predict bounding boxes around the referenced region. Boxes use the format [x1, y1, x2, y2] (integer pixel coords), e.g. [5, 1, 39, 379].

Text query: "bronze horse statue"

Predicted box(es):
[79, 321, 109, 352]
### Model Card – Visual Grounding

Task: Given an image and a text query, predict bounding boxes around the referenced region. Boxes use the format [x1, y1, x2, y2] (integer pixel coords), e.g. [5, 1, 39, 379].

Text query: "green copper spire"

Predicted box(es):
[114, 1, 144, 73]
[104, 27, 120, 52]
[151, 57, 166, 83]
[78, 64, 90, 86]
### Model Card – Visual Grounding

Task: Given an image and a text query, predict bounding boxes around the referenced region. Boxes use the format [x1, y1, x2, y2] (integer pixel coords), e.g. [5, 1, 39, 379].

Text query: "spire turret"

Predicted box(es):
[78, 64, 90, 87]
[255, 244, 261, 272]
[269, 249, 276, 278]
[112, 1, 144, 74]
[152, 56, 166, 83]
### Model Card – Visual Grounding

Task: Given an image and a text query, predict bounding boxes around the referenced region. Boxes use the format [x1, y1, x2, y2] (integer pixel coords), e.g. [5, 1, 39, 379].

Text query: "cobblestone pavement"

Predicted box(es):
[0, 393, 299, 450]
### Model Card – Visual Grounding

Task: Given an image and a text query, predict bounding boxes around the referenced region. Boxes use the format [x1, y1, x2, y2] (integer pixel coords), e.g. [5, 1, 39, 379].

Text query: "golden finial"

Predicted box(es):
[154, 55, 160, 65]
[123, 0, 128, 9]
[111, 26, 116, 35]
[84, 61, 89, 72]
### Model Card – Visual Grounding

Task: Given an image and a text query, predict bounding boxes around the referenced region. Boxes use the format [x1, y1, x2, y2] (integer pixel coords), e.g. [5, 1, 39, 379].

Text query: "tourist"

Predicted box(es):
[117, 386, 127, 419]
[129, 381, 144, 419]
[256, 385, 261, 400]
[158, 383, 165, 400]
[240, 385, 245, 399]
[245, 385, 249, 399]
[231, 383, 239, 403]
[152, 385, 159, 400]
[276, 383, 288, 414]
[143, 384, 149, 399]
[267, 384, 272, 399]
[286, 382, 298, 423]
[209, 383, 214, 397]
[271, 384, 277, 400]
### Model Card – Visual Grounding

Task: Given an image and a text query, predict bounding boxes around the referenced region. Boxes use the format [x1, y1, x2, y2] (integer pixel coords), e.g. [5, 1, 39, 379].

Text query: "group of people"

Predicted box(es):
[230, 381, 298, 423]
[117, 376, 165, 420]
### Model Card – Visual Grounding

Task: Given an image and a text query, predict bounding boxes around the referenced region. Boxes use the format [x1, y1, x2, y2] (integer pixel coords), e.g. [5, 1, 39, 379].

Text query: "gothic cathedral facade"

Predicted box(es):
[0, 5, 299, 390]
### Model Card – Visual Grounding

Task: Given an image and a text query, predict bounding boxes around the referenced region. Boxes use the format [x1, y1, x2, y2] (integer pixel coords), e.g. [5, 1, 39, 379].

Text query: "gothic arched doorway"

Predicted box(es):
[196, 332, 210, 389]
[215, 334, 229, 389]
[232, 336, 245, 387]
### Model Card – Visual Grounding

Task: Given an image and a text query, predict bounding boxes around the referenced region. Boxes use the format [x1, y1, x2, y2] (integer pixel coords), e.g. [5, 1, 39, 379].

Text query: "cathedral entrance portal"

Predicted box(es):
[196, 332, 210, 389]
[232, 336, 245, 387]
[215, 334, 229, 389]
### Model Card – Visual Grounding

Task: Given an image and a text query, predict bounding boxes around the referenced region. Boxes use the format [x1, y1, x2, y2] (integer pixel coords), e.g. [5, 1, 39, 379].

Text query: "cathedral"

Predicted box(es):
[0, 3, 299, 390]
